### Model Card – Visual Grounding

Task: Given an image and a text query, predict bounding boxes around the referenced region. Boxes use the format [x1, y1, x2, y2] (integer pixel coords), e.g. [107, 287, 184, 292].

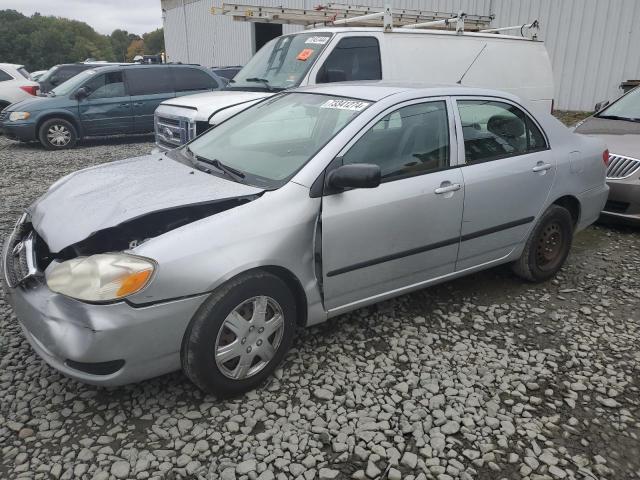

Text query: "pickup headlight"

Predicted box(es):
[9, 111, 30, 121]
[46, 253, 155, 302]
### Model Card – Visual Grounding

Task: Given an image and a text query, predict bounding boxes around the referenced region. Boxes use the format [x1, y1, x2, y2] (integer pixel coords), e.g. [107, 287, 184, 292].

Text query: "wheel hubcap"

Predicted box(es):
[215, 296, 284, 380]
[46, 124, 71, 146]
[536, 221, 563, 268]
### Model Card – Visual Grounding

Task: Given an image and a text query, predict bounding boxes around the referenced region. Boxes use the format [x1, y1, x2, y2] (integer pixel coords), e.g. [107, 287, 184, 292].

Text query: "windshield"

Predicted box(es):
[598, 87, 640, 121]
[229, 33, 332, 91]
[186, 92, 371, 187]
[50, 69, 99, 96]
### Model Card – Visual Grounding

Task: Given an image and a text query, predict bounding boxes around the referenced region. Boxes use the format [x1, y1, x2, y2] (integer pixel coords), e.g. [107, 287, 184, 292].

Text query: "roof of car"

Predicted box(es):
[293, 81, 521, 103]
[0, 63, 23, 69]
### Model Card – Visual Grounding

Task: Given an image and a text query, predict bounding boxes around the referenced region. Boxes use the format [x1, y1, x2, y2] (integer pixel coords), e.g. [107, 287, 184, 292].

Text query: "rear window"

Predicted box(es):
[172, 67, 217, 92]
[126, 68, 173, 96]
[0, 69, 12, 82]
[17, 67, 30, 79]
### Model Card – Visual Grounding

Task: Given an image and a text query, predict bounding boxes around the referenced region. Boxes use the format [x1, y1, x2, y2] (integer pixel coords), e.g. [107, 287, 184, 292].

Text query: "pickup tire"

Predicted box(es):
[181, 271, 296, 396]
[512, 205, 574, 282]
[38, 118, 78, 150]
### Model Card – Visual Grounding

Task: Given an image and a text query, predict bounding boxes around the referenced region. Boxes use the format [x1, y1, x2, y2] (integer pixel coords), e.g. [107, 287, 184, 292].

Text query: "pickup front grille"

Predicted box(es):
[154, 114, 196, 151]
[607, 154, 640, 179]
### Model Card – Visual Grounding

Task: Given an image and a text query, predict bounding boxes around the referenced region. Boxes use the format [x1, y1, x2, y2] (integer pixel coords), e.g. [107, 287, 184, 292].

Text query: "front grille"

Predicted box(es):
[3, 214, 38, 288]
[154, 114, 196, 151]
[607, 154, 640, 179]
[603, 200, 630, 214]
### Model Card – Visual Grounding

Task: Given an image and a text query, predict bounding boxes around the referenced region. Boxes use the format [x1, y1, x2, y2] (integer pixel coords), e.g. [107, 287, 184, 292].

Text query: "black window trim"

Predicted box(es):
[452, 95, 550, 167]
[315, 35, 383, 84]
[171, 66, 218, 93]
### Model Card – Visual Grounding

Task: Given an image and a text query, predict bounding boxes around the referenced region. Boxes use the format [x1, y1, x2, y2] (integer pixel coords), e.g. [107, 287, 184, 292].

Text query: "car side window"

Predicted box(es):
[126, 68, 173, 95]
[317, 37, 382, 84]
[342, 101, 450, 181]
[173, 67, 218, 92]
[457, 100, 547, 164]
[84, 72, 126, 99]
[0, 69, 12, 82]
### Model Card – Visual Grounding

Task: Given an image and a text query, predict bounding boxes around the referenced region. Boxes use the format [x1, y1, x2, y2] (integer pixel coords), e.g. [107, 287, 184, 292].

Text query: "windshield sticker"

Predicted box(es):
[320, 99, 370, 111]
[296, 48, 315, 61]
[305, 36, 330, 45]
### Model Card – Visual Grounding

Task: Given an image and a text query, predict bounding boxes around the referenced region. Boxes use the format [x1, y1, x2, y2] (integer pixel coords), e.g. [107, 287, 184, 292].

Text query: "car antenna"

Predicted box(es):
[457, 43, 487, 85]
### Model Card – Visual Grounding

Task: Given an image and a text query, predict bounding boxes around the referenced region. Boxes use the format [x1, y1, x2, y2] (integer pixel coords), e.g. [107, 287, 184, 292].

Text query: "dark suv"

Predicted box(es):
[0, 64, 225, 149]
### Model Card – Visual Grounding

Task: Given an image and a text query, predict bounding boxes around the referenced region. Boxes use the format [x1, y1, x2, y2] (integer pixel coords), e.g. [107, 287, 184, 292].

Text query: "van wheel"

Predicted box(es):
[512, 205, 574, 282]
[181, 271, 296, 396]
[38, 118, 78, 149]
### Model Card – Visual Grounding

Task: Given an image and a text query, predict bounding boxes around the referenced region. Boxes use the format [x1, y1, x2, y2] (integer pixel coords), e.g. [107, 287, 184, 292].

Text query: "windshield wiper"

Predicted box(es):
[185, 148, 246, 181]
[596, 114, 640, 123]
[245, 77, 274, 91]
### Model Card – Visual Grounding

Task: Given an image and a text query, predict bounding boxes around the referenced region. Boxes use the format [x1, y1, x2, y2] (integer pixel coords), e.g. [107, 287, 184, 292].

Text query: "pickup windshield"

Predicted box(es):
[228, 33, 333, 92]
[185, 92, 371, 188]
[597, 87, 640, 121]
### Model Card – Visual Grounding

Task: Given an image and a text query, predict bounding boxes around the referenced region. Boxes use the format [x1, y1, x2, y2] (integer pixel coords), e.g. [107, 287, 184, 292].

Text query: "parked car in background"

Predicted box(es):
[1, 83, 608, 394]
[154, 27, 554, 151]
[211, 66, 242, 81]
[38, 63, 125, 94]
[29, 70, 49, 82]
[0, 63, 39, 111]
[0, 64, 225, 149]
[574, 86, 640, 225]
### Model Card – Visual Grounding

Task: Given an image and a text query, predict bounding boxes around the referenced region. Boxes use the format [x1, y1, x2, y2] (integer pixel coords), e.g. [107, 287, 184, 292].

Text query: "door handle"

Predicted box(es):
[532, 163, 552, 172]
[133, 102, 143, 106]
[434, 183, 461, 194]
[119, 103, 130, 108]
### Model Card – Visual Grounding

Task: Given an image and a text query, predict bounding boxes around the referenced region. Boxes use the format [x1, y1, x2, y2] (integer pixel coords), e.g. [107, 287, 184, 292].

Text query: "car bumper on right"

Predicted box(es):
[601, 154, 640, 225]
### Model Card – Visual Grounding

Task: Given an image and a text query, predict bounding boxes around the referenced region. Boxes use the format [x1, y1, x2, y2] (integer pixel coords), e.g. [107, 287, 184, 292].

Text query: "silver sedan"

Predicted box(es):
[2, 83, 608, 394]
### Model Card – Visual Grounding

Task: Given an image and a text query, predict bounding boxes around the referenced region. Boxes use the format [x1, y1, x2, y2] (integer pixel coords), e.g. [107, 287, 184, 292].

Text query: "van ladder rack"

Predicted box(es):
[212, 1, 494, 33]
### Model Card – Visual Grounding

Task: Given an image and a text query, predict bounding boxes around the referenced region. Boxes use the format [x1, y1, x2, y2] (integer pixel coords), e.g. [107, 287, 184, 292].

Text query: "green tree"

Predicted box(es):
[126, 39, 145, 62]
[110, 29, 130, 62]
[143, 28, 165, 54]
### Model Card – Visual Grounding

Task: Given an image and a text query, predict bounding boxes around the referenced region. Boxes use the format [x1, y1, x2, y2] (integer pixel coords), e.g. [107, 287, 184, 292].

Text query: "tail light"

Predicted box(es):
[19, 85, 39, 96]
[603, 149, 610, 166]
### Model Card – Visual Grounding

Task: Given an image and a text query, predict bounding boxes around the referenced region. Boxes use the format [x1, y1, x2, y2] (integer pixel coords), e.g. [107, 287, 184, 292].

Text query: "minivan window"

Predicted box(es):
[0, 69, 12, 82]
[230, 33, 333, 91]
[173, 67, 217, 92]
[126, 68, 173, 95]
[84, 72, 126, 98]
[317, 37, 382, 83]
[50, 69, 99, 96]
[457, 100, 547, 164]
[343, 101, 449, 181]
[186, 93, 369, 186]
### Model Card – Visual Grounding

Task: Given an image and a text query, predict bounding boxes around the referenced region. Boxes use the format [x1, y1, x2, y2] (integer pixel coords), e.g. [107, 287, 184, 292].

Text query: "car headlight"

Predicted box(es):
[45, 253, 155, 302]
[9, 111, 30, 121]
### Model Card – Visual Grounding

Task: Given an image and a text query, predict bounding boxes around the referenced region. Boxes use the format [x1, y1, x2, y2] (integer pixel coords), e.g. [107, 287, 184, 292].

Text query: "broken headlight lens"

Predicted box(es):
[45, 253, 155, 302]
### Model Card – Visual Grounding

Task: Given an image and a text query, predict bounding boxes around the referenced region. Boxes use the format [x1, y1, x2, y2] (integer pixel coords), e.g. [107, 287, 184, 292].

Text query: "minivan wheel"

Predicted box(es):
[38, 118, 78, 150]
[181, 271, 296, 396]
[512, 205, 574, 282]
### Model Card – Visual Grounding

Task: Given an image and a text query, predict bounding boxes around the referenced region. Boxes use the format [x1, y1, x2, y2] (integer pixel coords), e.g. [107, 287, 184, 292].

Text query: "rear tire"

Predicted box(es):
[181, 271, 296, 396]
[512, 205, 574, 282]
[38, 118, 78, 150]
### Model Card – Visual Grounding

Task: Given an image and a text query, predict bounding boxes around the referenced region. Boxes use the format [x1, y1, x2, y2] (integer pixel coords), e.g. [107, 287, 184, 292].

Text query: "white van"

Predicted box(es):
[154, 27, 553, 151]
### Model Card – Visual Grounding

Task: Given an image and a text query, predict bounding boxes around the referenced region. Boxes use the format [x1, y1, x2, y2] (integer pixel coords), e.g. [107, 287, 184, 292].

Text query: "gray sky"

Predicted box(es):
[3, 0, 163, 35]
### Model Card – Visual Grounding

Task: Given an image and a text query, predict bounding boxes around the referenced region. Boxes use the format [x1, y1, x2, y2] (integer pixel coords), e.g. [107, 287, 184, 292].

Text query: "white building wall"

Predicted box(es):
[162, 0, 640, 111]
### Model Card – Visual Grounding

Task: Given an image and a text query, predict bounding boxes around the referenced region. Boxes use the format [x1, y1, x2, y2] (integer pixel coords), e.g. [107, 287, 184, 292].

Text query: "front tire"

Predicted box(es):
[181, 271, 296, 396]
[38, 118, 78, 150]
[512, 205, 574, 282]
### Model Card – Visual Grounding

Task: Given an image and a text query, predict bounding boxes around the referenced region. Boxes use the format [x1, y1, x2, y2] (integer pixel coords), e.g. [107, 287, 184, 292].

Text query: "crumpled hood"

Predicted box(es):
[161, 90, 272, 119]
[575, 117, 640, 159]
[29, 154, 263, 252]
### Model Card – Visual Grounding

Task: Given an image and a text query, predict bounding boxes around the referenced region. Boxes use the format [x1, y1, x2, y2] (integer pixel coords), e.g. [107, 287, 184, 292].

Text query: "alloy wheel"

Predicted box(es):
[47, 124, 71, 146]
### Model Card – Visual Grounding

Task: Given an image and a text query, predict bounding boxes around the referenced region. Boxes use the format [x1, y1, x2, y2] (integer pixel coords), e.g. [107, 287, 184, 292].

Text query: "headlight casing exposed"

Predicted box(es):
[9, 111, 30, 122]
[45, 253, 155, 303]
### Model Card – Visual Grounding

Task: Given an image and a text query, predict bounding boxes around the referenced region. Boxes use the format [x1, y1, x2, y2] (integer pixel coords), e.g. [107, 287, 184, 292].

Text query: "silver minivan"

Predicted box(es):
[2, 83, 608, 394]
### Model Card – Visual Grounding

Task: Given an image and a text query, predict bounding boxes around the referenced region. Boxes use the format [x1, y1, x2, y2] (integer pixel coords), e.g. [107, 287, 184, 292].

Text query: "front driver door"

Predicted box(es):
[321, 99, 465, 311]
[78, 71, 133, 136]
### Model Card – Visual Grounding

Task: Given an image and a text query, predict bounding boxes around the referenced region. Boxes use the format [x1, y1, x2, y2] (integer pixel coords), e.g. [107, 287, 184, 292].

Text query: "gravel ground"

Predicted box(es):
[1, 135, 639, 480]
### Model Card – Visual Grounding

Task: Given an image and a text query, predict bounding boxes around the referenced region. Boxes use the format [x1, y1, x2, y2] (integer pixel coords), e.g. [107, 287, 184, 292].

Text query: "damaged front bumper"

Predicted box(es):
[1, 237, 207, 387]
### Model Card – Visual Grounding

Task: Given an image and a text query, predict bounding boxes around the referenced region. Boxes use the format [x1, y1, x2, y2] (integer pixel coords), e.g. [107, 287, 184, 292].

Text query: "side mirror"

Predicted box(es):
[594, 100, 610, 112]
[326, 164, 381, 191]
[75, 86, 89, 100]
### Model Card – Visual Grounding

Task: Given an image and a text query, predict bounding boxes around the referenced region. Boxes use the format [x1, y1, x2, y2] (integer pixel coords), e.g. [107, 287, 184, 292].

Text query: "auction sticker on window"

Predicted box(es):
[296, 48, 315, 61]
[305, 36, 330, 45]
[320, 99, 370, 111]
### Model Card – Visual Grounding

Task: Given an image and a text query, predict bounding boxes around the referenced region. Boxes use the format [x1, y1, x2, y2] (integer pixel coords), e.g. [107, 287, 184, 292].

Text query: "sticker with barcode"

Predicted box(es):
[305, 36, 330, 45]
[320, 99, 370, 111]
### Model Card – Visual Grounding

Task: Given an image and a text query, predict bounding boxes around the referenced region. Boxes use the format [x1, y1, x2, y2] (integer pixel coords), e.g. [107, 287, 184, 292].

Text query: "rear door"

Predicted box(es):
[126, 67, 175, 133]
[452, 97, 555, 270]
[78, 70, 133, 136]
[321, 98, 464, 310]
[172, 66, 220, 98]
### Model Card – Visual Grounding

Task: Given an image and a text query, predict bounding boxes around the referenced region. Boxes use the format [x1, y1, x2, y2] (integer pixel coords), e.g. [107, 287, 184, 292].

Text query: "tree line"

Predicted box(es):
[0, 10, 165, 71]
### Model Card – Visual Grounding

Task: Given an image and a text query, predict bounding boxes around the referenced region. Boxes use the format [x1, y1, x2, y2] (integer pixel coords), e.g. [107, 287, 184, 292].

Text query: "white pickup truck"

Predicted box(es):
[154, 26, 554, 151]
